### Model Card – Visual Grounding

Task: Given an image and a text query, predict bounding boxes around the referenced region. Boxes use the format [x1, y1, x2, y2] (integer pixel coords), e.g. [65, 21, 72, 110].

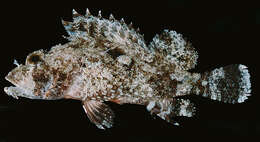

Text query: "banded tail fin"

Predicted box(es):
[194, 64, 251, 103]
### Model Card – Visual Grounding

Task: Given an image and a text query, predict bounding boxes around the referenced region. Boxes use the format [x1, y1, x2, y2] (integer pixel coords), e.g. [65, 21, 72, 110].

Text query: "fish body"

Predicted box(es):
[4, 9, 251, 129]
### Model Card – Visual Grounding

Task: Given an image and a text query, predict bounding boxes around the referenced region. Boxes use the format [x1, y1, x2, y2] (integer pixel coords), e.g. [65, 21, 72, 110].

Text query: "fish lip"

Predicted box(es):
[5, 75, 20, 90]
[4, 86, 20, 99]
[5, 73, 13, 84]
[4, 74, 36, 99]
[4, 86, 43, 100]
[4, 73, 47, 100]
[4, 72, 20, 99]
[5, 71, 19, 87]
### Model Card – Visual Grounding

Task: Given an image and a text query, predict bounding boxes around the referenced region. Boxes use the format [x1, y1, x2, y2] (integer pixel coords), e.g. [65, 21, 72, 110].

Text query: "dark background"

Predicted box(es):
[0, 2, 259, 142]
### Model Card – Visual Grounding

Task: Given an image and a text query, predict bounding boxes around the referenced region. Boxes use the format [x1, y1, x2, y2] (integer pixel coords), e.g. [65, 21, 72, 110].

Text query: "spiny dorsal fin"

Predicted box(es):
[61, 19, 73, 38]
[61, 8, 148, 50]
[128, 22, 133, 29]
[136, 27, 140, 32]
[72, 9, 80, 18]
[85, 8, 91, 17]
[109, 13, 115, 21]
[61, 19, 71, 27]
[120, 18, 125, 24]
[98, 10, 102, 19]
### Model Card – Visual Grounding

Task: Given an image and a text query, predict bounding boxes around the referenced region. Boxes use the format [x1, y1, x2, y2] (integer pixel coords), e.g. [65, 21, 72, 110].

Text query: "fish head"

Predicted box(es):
[4, 50, 60, 100]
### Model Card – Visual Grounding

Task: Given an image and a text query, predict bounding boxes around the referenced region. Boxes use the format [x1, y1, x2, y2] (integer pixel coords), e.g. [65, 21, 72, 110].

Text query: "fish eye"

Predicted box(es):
[27, 54, 42, 64]
[107, 47, 125, 59]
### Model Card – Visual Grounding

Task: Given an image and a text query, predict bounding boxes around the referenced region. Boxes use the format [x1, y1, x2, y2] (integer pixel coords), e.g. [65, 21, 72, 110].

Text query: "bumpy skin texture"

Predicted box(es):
[4, 9, 251, 129]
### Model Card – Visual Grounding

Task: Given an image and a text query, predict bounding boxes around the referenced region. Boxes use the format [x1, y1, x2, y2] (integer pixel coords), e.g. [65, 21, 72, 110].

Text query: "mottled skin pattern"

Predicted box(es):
[4, 9, 251, 129]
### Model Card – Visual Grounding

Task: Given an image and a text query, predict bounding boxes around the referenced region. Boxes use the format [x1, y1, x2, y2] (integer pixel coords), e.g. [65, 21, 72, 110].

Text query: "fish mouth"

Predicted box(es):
[4, 86, 43, 100]
[4, 86, 23, 99]
[4, 74, 42, 100]
[4, 73, 21, 99]
[5, 72, 17, 86]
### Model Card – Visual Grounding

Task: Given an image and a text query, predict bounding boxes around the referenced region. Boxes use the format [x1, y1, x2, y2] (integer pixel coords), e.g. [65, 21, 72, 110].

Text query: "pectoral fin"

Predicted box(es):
[82, 100, 115, 129]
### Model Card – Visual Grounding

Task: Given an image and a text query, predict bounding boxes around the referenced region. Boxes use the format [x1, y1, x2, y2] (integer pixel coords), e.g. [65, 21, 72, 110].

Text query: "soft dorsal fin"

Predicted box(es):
[82, 100, 115, 129]
[149, 30, 198, 71]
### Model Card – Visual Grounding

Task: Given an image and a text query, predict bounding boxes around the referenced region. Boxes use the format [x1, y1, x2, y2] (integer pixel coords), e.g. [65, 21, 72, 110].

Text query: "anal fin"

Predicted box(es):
[82, 100, 115, 129]
[146, 98, 196, 125]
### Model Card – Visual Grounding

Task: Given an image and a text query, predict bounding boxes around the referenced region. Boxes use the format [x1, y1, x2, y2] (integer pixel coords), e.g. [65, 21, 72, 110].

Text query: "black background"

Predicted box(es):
[0, 2, 259, 142]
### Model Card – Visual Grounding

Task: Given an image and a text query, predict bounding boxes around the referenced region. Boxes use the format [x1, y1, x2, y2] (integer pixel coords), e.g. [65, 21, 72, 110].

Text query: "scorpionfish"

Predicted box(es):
[4, 9, 251, 129]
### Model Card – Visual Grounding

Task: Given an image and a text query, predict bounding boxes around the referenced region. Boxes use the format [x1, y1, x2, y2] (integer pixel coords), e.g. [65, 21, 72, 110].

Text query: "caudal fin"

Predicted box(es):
[195, 64, 251, 103]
